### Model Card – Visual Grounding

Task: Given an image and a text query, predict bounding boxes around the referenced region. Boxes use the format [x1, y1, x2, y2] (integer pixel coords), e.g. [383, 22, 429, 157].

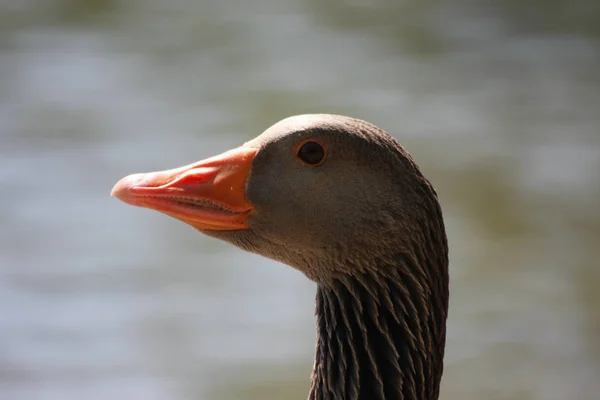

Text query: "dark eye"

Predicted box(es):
[297, 141, 326, 166]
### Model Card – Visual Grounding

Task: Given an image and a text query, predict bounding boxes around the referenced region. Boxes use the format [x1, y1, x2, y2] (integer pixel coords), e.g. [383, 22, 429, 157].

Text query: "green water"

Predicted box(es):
[1, 1, 599, 399]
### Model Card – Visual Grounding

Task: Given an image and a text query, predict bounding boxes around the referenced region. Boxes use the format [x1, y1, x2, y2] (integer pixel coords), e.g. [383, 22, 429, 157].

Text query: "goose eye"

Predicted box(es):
[297, 141, 326, 166]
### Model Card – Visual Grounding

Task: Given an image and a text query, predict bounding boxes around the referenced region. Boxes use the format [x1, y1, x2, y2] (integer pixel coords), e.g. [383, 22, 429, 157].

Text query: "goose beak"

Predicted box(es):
[111, 147, 257, 231]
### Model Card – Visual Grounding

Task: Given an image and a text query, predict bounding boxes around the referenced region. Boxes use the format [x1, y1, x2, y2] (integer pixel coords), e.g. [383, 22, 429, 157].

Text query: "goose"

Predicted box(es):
[111, 114, 449, 400]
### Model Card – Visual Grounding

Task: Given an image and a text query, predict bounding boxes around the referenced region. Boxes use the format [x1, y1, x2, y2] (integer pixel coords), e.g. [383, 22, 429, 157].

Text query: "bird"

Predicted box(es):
[111, 114, 449, 400]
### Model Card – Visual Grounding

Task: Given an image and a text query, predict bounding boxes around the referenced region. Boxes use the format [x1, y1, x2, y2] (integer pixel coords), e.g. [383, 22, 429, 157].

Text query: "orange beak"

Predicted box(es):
[111, 147, 257, 231]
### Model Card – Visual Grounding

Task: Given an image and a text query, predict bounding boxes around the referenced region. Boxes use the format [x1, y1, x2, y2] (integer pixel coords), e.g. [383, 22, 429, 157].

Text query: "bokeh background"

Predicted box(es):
[1, 0, 599, 399]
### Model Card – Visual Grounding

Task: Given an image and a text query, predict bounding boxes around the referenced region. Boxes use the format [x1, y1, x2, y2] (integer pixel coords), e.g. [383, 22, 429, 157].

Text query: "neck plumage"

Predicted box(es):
[308, 255, 448, 400]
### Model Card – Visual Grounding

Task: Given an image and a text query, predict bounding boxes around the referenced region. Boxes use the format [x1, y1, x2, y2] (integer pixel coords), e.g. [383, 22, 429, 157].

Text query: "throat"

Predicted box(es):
[309, 270, 447, 400]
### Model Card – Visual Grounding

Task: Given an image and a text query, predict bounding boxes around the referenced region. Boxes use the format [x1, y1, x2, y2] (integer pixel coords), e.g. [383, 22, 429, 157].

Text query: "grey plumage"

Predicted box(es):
[112, 114, 449, 400]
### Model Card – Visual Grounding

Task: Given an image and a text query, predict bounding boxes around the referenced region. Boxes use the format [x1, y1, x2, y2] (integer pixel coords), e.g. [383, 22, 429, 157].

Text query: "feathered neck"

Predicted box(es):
[308, 253, 448, 400]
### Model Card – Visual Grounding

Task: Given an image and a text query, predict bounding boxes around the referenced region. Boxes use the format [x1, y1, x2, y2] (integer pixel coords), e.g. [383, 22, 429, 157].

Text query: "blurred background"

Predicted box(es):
[1, 0, 599, 399]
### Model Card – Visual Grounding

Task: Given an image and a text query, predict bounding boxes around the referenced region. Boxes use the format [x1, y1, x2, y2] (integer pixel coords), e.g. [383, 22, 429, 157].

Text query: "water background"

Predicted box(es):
[1, 1, 599, 399]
